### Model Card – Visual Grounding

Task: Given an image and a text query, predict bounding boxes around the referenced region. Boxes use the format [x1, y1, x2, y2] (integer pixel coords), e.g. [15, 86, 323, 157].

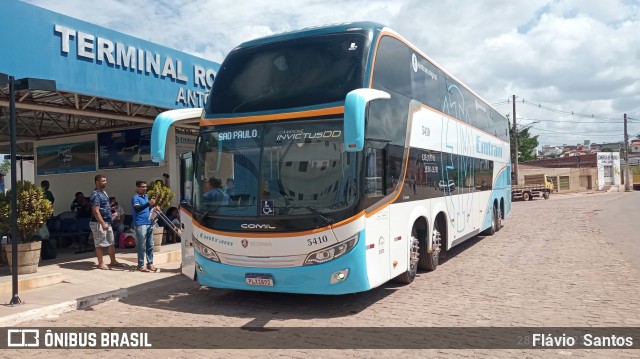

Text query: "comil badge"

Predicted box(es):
[241, 239, 249, 248]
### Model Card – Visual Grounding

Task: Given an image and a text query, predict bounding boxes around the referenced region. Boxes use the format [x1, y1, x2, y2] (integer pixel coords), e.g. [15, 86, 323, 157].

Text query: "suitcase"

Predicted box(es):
[40, 238, 58, 260]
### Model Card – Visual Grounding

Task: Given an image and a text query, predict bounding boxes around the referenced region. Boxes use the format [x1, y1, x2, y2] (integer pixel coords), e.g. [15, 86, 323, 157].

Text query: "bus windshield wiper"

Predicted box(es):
[197, 206, 220, 222]
[305, 206, 334, 226]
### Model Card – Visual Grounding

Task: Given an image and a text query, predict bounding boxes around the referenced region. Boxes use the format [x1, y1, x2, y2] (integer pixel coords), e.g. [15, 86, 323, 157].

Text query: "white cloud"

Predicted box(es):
[23, 0, 640, 145]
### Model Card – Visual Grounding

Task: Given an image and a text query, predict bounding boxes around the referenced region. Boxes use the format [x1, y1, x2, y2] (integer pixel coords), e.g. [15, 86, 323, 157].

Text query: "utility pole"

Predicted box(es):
[512, 95, 519, 185]
[624, 113, 631, 191]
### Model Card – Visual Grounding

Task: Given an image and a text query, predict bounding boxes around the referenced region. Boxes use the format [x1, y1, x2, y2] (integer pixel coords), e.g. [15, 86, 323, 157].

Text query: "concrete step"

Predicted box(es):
[0, 273, 63, 296]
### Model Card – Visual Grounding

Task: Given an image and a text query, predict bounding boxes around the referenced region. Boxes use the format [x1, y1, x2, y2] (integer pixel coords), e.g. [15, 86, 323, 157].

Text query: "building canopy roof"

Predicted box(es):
[0, 1, 219, 154]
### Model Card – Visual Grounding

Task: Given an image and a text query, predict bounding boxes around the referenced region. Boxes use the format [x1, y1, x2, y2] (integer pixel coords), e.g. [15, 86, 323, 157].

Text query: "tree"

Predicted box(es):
[509, 121, 539, 162]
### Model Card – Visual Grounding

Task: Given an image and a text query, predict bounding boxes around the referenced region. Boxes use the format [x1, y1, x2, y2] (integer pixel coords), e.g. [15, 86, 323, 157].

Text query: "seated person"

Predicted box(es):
[203, 177, 229, 204]
[70, 192, 92, 218]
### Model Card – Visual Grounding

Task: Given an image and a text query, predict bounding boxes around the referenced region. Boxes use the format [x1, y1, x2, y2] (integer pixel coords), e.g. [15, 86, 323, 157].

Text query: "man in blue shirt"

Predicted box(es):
[131, 180, 157, 272]
[89, 174, 123, 270]
[203, 177, 229, 204]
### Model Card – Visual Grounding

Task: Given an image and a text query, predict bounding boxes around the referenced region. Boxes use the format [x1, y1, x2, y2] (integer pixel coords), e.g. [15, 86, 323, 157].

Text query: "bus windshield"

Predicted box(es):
[194, 120, 358, 218]
[206, 33, 368, 114]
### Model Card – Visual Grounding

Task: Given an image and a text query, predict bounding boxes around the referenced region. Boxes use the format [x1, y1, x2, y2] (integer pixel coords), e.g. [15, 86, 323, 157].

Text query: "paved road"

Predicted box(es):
[589, 191, 640, 270]
[6, 192, 640, 358]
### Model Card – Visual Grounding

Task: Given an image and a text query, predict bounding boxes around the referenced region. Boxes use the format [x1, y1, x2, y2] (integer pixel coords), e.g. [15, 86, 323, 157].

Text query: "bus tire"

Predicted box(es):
[484, 205, 498, 236]
[543, 191, 550, 199]
[393, 232, 420, 284]
[419, 225, 440, 271]
[495, 206, 502, 232]
[523, 192, 531, 201]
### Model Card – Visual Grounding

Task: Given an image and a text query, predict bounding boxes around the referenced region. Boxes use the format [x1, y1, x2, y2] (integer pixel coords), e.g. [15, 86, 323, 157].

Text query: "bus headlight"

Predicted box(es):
[303, 234, 359, 266]
[193, 236, 220, 263]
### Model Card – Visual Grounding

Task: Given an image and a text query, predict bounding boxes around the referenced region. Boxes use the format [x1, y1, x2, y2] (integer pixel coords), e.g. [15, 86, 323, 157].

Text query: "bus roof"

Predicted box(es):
[234, 21, 384, 49]
[227, 21, 505, 121]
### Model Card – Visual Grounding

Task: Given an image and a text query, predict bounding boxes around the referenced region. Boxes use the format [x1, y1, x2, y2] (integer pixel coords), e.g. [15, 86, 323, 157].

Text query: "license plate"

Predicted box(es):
[245, 273, 274, 287]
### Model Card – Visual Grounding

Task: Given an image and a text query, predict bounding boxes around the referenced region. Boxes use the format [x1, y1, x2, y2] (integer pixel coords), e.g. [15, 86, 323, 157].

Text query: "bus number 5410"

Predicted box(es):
[307, 236, 328, 246]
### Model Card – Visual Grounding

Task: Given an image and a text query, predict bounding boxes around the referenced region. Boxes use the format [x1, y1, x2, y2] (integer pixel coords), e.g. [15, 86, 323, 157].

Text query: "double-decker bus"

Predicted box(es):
[151, 22, 511, 295]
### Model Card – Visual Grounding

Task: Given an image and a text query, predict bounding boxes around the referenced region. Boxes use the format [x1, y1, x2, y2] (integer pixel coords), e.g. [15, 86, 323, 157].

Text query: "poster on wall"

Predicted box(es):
[98, 127, 160, 169]
[36, 141, 97, 175]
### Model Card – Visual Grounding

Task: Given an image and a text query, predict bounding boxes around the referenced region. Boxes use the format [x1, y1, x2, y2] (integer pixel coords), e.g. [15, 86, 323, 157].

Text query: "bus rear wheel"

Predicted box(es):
[496, 206, 503, 231]
[419, 225, 440, 271]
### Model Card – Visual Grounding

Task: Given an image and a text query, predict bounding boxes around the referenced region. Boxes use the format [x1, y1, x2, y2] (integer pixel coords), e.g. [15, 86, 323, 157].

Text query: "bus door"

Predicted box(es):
[364, 145, 391, 285]
[179, 152, 196, 279]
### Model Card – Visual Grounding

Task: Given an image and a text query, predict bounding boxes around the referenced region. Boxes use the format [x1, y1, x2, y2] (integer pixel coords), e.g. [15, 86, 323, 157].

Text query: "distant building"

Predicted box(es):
[598, 142, 623, 152]
[630, 139, 640, 153]
[541, 145, 563, 157]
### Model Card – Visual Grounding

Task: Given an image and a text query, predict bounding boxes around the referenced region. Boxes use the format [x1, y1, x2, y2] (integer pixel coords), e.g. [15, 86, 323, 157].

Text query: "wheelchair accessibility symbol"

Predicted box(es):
[261, 200, 274, 215]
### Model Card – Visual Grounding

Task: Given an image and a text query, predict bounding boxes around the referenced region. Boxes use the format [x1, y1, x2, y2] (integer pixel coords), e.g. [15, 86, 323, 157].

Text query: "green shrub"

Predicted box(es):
[0, 180, 54, 243]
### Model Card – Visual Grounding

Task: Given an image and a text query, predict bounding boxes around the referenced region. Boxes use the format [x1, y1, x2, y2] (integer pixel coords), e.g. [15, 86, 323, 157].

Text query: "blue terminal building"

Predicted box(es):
[0, 0, 219, 213]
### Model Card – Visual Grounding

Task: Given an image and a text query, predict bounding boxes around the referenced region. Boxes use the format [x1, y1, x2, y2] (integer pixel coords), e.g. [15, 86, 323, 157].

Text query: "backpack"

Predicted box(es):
[119, 230, 136, 249]
[124, 236, 136, 248]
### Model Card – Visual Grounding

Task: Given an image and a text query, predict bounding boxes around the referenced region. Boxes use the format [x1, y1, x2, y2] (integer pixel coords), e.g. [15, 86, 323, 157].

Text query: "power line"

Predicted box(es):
[520, 100, 620, 121]
[515, 118, 631, 124]
[528, 126, 624, 136]
[493, 98, 625, 121]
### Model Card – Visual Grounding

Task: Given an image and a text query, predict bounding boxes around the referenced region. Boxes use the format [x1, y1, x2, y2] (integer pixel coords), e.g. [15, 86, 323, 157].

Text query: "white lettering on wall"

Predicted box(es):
[194, 65, 206, 87]
[52, 23, 217, 106]
[54, 25, 75, 53]
[97, 37, 115, 64]
[116, 43, 137, 69]
[77, 32, 95, 59]
[146, 51, 160, 76]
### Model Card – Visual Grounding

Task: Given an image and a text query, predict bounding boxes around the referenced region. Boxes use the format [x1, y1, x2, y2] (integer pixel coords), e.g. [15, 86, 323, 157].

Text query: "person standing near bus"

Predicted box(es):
[131, 180, 157, 272]
[89, 174, 123, 270]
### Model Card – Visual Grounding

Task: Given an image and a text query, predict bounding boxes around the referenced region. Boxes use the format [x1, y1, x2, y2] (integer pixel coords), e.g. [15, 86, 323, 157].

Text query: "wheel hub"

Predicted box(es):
[432, 229, 441, 255]
[409, 235, 420, 268]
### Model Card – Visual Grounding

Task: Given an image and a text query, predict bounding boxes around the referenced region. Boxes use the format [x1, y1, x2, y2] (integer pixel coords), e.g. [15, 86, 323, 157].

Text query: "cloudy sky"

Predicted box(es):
[24, 0, 640, 147]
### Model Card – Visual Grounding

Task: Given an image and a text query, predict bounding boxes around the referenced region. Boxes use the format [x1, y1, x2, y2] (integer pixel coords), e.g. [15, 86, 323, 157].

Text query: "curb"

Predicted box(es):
[0, 288, 128, 327]
[0, 300, 78, 327]
[119, 250, 181, 265]
[76, 288, 128, 310]
[0, 266, 184, 326]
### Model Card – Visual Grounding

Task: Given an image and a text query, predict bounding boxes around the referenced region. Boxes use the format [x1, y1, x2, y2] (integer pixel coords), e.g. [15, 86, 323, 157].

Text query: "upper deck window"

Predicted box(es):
[206, 33, 368, 115]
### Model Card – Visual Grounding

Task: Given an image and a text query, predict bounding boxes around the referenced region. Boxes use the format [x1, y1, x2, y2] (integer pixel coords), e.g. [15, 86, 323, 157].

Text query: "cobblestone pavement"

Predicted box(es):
[6, 192, 640, 358]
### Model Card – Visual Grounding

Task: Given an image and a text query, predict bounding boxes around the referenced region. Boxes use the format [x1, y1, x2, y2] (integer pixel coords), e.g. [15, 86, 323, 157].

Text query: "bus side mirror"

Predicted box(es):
[343, 89, 390, 152]
[151, 108, 203, 162]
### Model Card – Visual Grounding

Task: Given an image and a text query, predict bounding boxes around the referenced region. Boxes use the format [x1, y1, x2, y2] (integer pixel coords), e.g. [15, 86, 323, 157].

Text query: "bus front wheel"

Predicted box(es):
[394, 233, 420, 284]
[484, 205, 499, 236]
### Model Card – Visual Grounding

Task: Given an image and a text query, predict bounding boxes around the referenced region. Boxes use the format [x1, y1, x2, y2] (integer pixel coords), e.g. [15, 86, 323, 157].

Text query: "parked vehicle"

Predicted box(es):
[512, 174, 554, 201]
